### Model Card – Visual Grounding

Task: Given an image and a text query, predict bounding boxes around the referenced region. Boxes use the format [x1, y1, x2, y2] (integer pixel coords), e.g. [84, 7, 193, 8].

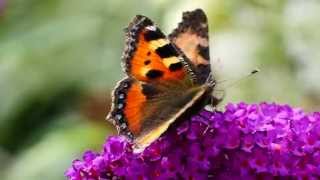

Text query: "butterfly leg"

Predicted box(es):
[205, 73, 216, 87]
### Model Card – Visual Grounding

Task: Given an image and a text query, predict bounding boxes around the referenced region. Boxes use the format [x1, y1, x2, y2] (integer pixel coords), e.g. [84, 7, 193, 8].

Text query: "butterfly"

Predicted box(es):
[106, 9, 220, 150]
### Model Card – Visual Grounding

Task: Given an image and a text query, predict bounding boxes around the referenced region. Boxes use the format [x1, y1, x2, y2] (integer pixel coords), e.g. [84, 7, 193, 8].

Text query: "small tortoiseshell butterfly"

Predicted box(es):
[107, 9, 220, 150]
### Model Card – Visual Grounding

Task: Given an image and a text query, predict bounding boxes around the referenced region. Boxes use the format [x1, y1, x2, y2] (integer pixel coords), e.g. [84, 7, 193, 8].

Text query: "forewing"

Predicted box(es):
[122, 15, 198, 85]
[169, 9, 211, 84]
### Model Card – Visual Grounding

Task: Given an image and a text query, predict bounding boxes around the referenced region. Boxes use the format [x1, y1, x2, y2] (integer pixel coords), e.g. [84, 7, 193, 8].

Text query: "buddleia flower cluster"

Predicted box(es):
[66, 102, 320, 179]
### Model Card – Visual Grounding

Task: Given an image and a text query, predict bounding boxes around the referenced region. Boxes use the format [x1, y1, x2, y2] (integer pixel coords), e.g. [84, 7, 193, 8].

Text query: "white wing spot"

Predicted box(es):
[146, 25, 156, 31]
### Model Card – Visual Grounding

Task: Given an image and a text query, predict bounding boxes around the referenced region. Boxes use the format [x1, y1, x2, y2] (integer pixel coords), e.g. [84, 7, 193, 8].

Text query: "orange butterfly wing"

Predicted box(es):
[107, 78, 146, 139]
[122, 15, 197, 83]
[107, 77, 207, 150]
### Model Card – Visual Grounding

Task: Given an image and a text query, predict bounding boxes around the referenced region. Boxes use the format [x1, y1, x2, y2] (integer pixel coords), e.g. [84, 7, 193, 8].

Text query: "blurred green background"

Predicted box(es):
[0, 0, 319, 179]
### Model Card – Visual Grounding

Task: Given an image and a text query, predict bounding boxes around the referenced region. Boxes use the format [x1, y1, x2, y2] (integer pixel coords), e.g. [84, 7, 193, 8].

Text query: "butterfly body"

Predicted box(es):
[107, 9, 219, 150]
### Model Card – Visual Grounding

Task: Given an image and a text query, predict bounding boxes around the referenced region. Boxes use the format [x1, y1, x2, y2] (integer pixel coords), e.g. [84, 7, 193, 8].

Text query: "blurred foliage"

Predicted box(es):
[4, 113, 108, 180]
[0, 0, 319, 179]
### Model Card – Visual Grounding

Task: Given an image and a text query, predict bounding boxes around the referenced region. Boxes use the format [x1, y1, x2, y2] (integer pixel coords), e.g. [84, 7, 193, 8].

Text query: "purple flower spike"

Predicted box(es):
[65, 102, 320, 179]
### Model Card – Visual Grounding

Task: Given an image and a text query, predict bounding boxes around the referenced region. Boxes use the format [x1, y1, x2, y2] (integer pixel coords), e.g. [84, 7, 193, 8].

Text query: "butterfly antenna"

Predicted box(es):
[215, 68, 260, 89]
